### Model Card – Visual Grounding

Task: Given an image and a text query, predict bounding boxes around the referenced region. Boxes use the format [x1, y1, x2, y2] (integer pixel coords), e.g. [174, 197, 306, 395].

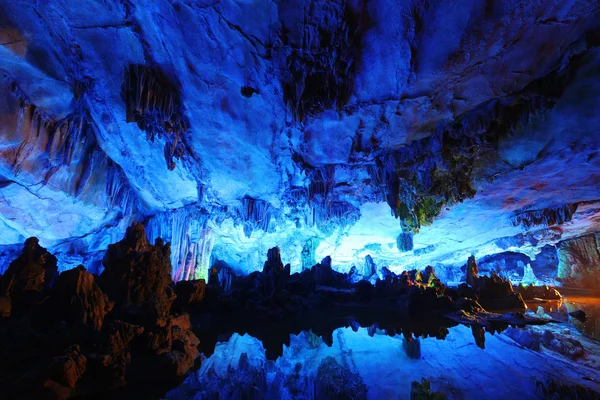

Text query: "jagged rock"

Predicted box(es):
[465, 256, 526, 312]
[49, 345, 87, 389]
[261, 247, 290, 297]
[309, 256, 349, 287]
[0, 237, 58, 311]
[97, 320, 145, 386]
[38, 265, 114, 331]
[453, 298, 484, 314]
[314, 357, 368, 400]
[466, 255, 479, 287]
[100, 223, 173, 308]
[515, 284, 561, 301]
[140, 314, 200, 378]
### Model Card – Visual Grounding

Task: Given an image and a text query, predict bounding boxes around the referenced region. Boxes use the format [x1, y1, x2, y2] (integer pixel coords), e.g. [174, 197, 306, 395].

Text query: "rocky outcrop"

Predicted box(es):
[174, 279, 206, 308]
[515, 284, 561, 301]
[100, 222, 173, 309]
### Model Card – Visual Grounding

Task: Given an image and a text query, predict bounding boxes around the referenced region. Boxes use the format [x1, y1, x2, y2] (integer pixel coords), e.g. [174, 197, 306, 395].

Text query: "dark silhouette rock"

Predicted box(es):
[466, 255, 479, 287]
[411, 378, 447, 399]
[0, 237, 58, 311]
[100, 222, 173, 308]
[174, 279, 206, 307]
[41, 265, 114, 331]
[403, 337, 421, 359]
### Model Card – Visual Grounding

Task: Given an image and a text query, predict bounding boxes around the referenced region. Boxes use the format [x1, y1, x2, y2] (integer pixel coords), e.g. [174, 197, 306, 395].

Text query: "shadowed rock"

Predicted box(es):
[0, 237, 57, 313]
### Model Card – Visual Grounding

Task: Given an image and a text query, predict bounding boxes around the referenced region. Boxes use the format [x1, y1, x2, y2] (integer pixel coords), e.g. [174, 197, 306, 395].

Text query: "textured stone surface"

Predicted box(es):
[557, 233, 600, 287]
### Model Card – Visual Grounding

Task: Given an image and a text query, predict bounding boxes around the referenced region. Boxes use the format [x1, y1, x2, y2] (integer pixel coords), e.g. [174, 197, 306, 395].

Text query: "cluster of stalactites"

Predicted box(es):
[9, 82, 139, 213]
[122, 64, 188, 170]
[303, 166, 361, 231]
[145, 206, 213, 281]
[235, 196, 278, 238]
[512, 204, 579, 229]
[10, 82, 94, 172]
[308, 200, 360, 233]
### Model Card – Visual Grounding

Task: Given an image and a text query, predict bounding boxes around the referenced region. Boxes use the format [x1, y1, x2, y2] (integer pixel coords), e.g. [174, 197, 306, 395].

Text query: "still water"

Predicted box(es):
[166, 298, 600, 399]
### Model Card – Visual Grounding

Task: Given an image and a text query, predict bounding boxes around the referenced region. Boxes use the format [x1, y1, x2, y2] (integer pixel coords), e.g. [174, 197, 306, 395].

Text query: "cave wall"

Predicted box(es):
[558, 233, 600, 288]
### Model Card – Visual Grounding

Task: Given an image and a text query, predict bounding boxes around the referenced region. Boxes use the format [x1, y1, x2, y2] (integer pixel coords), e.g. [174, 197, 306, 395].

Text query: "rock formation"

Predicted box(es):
[0, 224, 199, 399]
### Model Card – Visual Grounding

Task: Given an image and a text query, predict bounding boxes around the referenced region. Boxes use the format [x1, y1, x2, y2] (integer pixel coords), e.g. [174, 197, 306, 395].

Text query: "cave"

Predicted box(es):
[1, 1, 600, 399]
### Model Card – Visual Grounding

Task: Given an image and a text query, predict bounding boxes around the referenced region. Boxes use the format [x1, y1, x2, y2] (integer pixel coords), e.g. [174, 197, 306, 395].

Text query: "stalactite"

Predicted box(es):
[307, 165, 336, 203]
[512, 204, 578, 229]
[301, 238, 320, 270]
[145, 206, 213, 281]
[309, 200, 360, 232]
[9, 82, 140, 215]
[235, 196, 278, 238]
[397, 232, 414, 252]
[105, 161, 137, 216]
[121, 64, 188, 170]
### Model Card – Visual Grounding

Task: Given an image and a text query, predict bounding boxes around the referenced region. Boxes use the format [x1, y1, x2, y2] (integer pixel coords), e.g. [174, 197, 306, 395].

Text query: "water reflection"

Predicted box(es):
[563, 296, 600, 340]
[527, 295, 600, 340]
[166, 323, 600, 400]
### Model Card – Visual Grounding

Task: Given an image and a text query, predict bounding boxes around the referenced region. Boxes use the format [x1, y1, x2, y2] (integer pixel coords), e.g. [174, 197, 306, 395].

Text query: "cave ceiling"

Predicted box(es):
[1, 0, 599, 274]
